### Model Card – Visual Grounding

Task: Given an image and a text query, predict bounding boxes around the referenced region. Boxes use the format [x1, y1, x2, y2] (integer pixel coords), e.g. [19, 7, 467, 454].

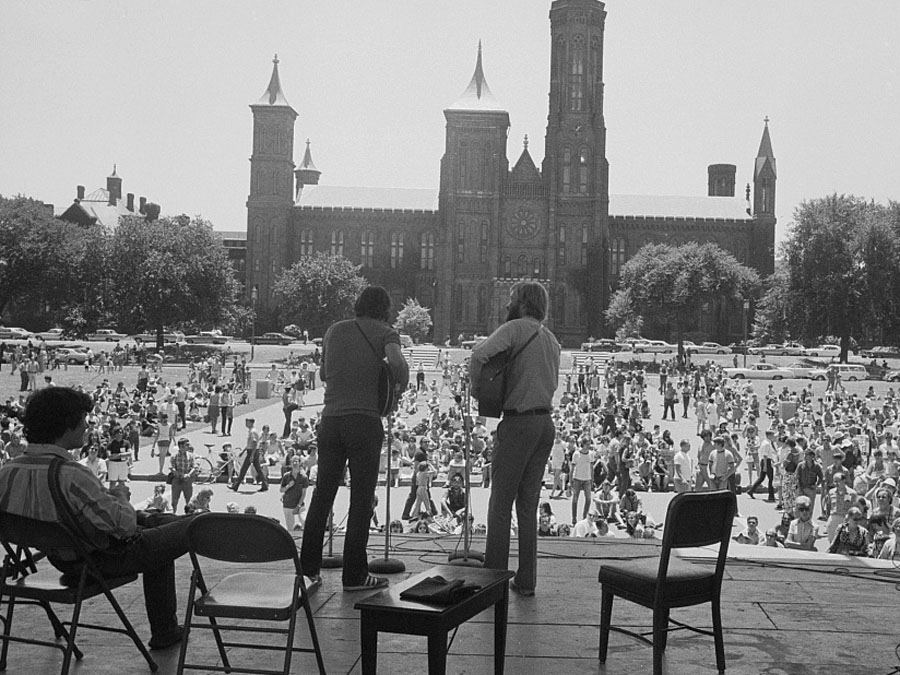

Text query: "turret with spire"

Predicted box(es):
[294, 139, 321, 198]
[753, 117, 776, 217]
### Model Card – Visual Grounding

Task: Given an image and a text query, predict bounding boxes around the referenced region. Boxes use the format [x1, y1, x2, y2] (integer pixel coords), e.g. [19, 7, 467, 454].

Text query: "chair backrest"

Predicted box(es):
[187, 513, 299, 568]
[0, 511, 80, 555]
[660, 490, 737, 551]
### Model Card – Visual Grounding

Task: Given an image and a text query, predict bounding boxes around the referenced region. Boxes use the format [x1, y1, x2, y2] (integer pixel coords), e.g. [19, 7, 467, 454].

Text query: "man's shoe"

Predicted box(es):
[259, 486, 268, 492]
[343, 575, 389, 592]
[228, 484, 238, 492]
[510, 580, 535, 597]
[747, 491, 755, 499]
[149, 626, 183, 650]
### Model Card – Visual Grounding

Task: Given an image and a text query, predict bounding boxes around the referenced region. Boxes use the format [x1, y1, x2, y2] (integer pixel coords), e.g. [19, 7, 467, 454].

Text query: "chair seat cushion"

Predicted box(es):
[3, 567, 138, 603]
[195, 572, 299, 621]
[598, 556, 715, 604]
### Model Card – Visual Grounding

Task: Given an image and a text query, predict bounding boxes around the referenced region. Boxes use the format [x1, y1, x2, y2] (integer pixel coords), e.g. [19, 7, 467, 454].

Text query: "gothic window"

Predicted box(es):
[482, 143, 492, 191]
[299, 229, 313, 256]
[457, 219, 466, 263]
[568, 37, 585, 112]
[610, 237, 626, 277]
[555, 287, 567, 325]
[578, 147, 590, 194]
[557, 223, 567, 267]
[533, 257, 543, 278]
[420, 231, 435, 270]
[390, 232, 404, 269]
[459, 141, 469, 189]
[455, 285, 464, 322]
[517, 254, 528, 277]
[562, 148, 573, 194]
[581, 224, 589, 265]
[361, 230, 375, 267]
[477, 286, 487, 323]
[480, 221, 489, 263]
[330, 230, 344, 257]
[503, 256, 511, 277]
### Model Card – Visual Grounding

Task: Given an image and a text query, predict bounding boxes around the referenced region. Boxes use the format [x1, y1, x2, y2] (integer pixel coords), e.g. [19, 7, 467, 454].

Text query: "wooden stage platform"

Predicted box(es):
[3, 534, 897, 674]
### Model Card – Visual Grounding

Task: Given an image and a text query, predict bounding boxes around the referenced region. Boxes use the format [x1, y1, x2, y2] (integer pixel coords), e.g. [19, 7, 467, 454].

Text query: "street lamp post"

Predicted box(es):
[250, 285, 258, 362]
[743, 299, 750, 368]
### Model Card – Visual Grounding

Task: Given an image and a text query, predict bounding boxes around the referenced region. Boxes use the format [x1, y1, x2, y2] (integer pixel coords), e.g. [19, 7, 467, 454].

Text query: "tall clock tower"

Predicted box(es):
[544, 0, 610, 338]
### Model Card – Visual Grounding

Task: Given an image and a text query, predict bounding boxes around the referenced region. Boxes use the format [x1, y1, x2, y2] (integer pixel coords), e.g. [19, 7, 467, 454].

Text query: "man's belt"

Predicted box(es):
[502, 408, 550, 417]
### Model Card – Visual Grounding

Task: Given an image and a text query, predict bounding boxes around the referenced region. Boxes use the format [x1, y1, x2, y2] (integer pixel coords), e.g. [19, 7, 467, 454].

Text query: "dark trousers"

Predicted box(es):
[175, 401, 186, 429]
[220, 407, 233, 435]
[300, 414, 383, 585]
[232, 447, 268, 488]
[401, 477, 437, 519]
[54, 513, 192, 639]
[662, 399, 676, 420]
[750, 457, 775, 499]
[282, 406, 294, 438]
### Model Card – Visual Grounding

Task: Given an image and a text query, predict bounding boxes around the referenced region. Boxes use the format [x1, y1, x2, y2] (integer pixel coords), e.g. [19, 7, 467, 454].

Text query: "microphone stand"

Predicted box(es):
[369, 413, 405, 574]
[320, 508, 343, 568]
[449, 373, 484, 567]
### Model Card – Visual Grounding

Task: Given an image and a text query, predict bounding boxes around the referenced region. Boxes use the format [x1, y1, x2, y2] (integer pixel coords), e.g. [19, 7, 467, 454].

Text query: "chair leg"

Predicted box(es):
[0, 595, 15, 670]
[652, 609, 667, 675]
[62, 588, 86, 675]
[301, 592, 326, 675]
[711, 599, 726, 674]
[98, 583, 157, 672]
[282, 579, 301, 675]
[598, 589, 613, 663]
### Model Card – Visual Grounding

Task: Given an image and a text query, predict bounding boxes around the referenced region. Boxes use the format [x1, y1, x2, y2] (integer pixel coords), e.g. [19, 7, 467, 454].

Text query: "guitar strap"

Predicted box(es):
[354, 320, 385, 363]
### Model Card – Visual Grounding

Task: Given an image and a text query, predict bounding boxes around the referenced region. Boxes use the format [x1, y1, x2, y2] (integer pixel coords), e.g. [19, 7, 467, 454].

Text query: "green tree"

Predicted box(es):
[605, 242, 759, 342]
[106, 215, 239, 348]
[751, 268, 791, 344]
[781, 194, 900, 360]
[273, 252, 367, 335]
[394, 298, 433, 343]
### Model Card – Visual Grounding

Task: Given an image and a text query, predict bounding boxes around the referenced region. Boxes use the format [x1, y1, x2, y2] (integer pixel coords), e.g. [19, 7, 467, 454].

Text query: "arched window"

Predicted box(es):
[458, 141, 469, 189]
[557, 223, 567, 267]
[533, 257, 543, 278]
[581, 224, 589, 265]
[610, 237, 626, 276]
[361, 230, 375, 267]
[480, 221, 489, 263]
[299, 229, 313, 256]
[578, 147, 590, 194]
[330, 230, 344, 257]
[420, 231, 435, 270]
[517, 254, 528, 277]
[482, 143, 492, 191]
[562, 148, 572, 194]
[390, 232, 404, 269]
[477, 286, 487, 323]
[568, 37, 584, 111]
[456, 220, 466, 263]
[555, 287, 567, 325]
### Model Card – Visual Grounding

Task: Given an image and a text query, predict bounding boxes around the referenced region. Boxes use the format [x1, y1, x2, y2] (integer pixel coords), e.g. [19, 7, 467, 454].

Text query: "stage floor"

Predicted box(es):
[3, 534, 896, 674]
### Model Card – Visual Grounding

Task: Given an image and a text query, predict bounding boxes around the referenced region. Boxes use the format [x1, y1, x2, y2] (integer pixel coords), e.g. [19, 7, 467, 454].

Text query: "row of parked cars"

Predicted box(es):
[580, 338, 734, 355]
[722, 362, 872, 381]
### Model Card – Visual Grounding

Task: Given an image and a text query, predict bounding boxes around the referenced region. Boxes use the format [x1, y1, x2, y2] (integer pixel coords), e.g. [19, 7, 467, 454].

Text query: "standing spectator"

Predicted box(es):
[154, 413, 175, 476]
[219, 385, 234, 436]
[469, 281, 560, 597]
[280, 455, 309, 531]
[827, 507, 869, 556]
[169, 438, 196, 513]
[207, 385, 220, 434]
[173, 382, 187, 430]
[569, 437, 595, 525]
[826, 472, 858, 542]
[300, 286, 409, 592]
[281, 384, 298, 439]
[796, 449, 823, 517]
[748, 429, 777, 501]
[709, 436, 735, 491]
[230, 418, 268, 492]
[662, 381, 677, 421]
[673, 439, 693, 493]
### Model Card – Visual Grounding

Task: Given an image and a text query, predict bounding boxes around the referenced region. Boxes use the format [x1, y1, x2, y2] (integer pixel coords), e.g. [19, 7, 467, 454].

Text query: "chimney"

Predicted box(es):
[139, 196, 147, 214]
[76, 185, 85, 201]
[106, 164, 122, 205]
[144, 202, 161, 221]
[126, 193, 135, 212]
[707, 164, 736, 197]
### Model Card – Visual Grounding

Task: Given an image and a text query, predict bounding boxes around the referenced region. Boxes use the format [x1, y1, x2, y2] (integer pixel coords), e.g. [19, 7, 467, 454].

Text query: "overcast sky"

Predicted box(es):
[2, 1, 898, 248]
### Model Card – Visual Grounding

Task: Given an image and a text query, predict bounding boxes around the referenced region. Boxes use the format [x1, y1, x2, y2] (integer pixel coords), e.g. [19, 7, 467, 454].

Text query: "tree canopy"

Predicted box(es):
[605, 242, 759, 341]
[394, 298, 433, 343]
[273, 252, 367, 335]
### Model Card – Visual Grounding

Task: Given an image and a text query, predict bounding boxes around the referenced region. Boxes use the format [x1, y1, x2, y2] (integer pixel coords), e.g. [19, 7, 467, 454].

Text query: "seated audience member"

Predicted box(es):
[785, 496, 821, 551]
[185, 488, 213, 515]
[827, 507, 869, 556]
[537, 513, 557, 537]
[759, 528, 784, 547]
[867, 514, 891, 558]
[136, 484, 172, 513]
[592, 480, 619, 523]
[734, 515, 761, 545]
[877, 517, 900, 560]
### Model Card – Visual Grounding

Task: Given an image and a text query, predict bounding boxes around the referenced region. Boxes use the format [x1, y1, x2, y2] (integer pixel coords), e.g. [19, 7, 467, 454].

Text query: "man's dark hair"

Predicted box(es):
[354, 285, 391, 322]
[22, 387, 93, 444]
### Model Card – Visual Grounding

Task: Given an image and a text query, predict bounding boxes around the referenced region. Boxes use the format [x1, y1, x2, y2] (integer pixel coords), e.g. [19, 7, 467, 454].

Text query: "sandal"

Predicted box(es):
[343, 575, 389, 592]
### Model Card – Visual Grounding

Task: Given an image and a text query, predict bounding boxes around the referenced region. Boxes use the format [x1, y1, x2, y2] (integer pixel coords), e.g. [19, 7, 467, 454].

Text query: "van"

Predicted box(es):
[811, 363, 868, 381]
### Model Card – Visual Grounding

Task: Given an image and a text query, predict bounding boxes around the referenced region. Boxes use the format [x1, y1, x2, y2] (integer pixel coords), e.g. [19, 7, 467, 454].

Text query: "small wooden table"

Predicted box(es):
[354, 565, 515, 675]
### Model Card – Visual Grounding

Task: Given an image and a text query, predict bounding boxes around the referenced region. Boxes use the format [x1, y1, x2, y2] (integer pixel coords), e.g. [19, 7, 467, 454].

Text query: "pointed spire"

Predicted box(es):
[110, 163, 117, 177]
[300, 139, 318, 172]
[254, 54, 292, 108]
[294, 139, 321, 195]
[523, 134, 529, 150]
[446, 41, 505, 112]
[754, 117, 776, 179]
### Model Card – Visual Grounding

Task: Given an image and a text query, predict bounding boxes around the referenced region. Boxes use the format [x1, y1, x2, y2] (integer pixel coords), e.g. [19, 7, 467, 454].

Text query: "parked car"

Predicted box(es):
[633, 340, 676, 354]
[461, 335, 488, 350]
[185, 331, 231, 345]
[861, 345, 900, 359]
[53, 346, 90, 365]
[727, 341, 750, 355]
[35, 327, 67, 341]
[783, 362, 818, 379]
[0, 327, 33, 341]
[86, 329, 127, 342]
[883, 369, 900, 382]
[128, 331, 186, 344]
[253, 332, 294, 346]
[692, 342, 732, 355]
[810, 363, 868, 381]
[804, 344, 840, 358]
[748, 343, 786, 356]
[581, 338, 622, 353]
[723, 363, 793, 380]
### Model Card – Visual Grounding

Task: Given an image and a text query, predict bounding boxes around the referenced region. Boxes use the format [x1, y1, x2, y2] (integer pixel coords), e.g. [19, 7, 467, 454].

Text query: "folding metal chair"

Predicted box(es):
[598, 489, 736, 675]
[176, 512, 326, 675]
[0, 511, 158, 674]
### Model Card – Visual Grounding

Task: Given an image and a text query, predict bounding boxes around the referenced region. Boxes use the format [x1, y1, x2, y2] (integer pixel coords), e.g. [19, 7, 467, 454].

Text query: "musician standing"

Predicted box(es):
[299, 286, 409, 591]
[469, 281, 560, 596]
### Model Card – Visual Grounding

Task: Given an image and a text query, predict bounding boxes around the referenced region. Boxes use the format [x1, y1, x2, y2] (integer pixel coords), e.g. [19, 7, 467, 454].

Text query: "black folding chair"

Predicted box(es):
[0, 511, 158, 674]
[598, 490, 736, 675]
[176, 512, 326, 675]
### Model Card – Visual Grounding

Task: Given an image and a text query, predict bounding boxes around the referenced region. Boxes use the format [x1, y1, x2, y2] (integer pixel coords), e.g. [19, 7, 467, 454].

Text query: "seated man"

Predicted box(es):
[592, 480, 620, 525]
[785, 495, 822, 551]
[441, 474, 467, 521]
[0, 387, 193, 650]
[733, 515, 761, 545]
[572, 511, 609, 538]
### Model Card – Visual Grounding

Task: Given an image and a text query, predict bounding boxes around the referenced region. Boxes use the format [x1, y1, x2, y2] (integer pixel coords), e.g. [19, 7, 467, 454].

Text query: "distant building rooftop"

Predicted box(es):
[609, 194, 751, 221]
[296, 185, 439, 212]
